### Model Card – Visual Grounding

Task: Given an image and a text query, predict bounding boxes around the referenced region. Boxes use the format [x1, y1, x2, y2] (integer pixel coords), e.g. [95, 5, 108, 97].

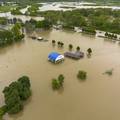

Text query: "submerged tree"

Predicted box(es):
[76, 46, 80, 51]
[69, 44, 73, 50]
[60, 42, 64, 47]
[57, 41, 61, 46]
[77, 70, 87, 80]
[58, 74, 64, 86]
[87, 48, 92, 55]
[52, 74, 64, 90]
[104, 69, 113, 76]
[52, 40, 56, 44]
[52, 78, 60, 90]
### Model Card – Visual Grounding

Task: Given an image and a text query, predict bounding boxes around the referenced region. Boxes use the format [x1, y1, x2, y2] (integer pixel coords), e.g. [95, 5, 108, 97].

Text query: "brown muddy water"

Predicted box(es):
[0, 29, 120, 120]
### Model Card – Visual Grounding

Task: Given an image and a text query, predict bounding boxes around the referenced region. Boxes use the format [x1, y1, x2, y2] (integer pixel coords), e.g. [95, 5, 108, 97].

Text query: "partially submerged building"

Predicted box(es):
[64, 51, 84, 59]
[48, 52, 64, 63]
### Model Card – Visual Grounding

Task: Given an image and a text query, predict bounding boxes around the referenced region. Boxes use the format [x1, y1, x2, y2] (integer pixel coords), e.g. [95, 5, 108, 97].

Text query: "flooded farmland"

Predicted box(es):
[0, 29, 120, 120]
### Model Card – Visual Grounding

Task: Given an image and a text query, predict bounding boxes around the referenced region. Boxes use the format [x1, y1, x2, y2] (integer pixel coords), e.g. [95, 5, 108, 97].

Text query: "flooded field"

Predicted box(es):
[0, 30, 120, 120]
[39, 2, 120, 11]
[0, 2, 120, 18]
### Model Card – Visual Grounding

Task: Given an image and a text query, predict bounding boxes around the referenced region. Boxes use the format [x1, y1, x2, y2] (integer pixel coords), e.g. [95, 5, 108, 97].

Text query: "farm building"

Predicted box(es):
[48, 52, 64, 63]
[64, 51, 84, 59]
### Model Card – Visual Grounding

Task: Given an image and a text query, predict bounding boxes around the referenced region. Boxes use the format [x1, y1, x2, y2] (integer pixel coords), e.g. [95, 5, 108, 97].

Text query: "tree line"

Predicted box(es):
[14, 8, 120, 35]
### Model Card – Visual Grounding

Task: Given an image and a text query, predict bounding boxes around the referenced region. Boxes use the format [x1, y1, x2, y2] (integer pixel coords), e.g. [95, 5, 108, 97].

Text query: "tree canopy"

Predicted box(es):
[0, 76, 31, 119]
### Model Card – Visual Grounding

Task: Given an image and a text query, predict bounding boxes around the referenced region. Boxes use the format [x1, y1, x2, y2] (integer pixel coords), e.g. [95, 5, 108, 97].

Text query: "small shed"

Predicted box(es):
[48, 52, 64, 63]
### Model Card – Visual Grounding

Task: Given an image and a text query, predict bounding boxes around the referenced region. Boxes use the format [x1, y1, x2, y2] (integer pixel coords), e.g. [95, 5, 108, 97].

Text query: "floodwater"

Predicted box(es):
[0, 29, 120, 120]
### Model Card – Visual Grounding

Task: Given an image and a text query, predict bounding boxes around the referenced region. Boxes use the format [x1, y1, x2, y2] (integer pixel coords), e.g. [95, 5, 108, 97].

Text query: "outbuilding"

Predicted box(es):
[48, 52, 64, 63]
[64, 51, 84, 59]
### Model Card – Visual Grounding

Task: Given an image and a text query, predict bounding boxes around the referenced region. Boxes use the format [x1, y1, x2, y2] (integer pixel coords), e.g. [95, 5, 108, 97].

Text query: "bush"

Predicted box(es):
[77, 70, 87, 80]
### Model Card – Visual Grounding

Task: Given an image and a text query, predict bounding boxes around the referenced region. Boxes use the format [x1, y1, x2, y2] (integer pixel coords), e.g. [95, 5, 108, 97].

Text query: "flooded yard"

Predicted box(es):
[0, 30, 120, 120]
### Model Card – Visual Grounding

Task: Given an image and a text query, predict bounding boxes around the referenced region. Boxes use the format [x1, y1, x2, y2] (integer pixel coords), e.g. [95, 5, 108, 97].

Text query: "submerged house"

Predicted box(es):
[64, 51, 84, 59]
[48, 52, 64, 63]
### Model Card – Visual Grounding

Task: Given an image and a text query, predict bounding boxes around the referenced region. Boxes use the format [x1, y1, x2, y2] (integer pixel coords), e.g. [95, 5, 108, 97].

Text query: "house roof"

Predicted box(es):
[48, 52, 61, 61]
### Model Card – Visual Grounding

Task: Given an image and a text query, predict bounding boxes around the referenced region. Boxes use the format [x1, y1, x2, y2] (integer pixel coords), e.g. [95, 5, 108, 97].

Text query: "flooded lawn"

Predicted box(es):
[0, 30, 120, 120]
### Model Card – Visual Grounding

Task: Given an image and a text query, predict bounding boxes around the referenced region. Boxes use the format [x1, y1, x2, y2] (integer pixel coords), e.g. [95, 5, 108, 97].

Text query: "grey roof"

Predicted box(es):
[64, 51, 84, 59]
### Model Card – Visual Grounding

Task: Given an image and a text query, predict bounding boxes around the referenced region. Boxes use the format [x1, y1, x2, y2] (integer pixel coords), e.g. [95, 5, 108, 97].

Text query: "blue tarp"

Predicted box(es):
[48, 52, 60, 61]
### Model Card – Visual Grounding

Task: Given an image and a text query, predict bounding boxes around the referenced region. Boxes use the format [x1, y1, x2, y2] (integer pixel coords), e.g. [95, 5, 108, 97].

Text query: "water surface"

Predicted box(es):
[0, 30, 120, 120]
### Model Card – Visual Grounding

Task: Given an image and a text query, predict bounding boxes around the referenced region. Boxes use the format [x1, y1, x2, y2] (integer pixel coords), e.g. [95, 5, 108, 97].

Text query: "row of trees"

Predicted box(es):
[52, 40, 92, 55]
[0, 76, 31, 119]
[105, 32, 118, 39]
[0, 23, 24, 47]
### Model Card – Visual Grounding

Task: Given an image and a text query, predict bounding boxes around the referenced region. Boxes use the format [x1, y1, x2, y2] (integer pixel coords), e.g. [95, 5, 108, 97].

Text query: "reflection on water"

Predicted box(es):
[0, 29, 120, 120]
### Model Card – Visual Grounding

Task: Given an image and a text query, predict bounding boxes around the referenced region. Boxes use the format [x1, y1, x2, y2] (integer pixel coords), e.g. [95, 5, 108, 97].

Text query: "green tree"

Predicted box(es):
[87, 48, 92, 55]
[58, 74, 64, 86]
[52, 74, 65, 90]
[52, 40, 56, 44]
[57, 41, 61, 46]
[76, 46, 80, 51]
[0, 76, 31, 119]
[69, 44, 73, 50]
[77, 70, 87, 80]
[52, 79, 60, 90]
[60, 42, 64, 47]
